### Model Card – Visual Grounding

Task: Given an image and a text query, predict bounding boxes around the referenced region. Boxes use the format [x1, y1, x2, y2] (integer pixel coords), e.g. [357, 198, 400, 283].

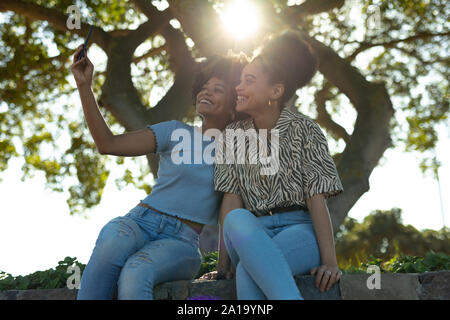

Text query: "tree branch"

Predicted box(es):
[149, 25, 197, 123]
[131, 0, 161, 18]
[127, 9, 172, 49]
[0, 0, 111, 50]
[347, 31, 450, 61]
[168, 0, 235, 56]
[314, 82, 351, 143]
[285, 0, 346, 17]
[133, 44, 168, 64]
[303, 33, 394, 233]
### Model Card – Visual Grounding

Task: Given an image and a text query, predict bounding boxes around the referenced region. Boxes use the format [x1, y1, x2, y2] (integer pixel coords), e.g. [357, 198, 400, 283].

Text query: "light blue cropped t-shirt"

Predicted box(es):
[140, 120, 221, 226]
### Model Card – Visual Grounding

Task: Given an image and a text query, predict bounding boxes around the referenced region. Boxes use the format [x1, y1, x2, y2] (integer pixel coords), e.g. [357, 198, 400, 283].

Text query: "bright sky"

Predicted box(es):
[0, 1, 449, 277]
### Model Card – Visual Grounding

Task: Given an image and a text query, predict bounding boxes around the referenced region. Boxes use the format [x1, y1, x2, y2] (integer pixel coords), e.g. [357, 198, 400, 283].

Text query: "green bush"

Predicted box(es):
[342, 250, 450, 274]
[195, 251, 218, 278]
[335, 208, 450, 268]
[0, 253, 219, 291]
[1, 251, 449, 290]
[0, 257, 85, 291]
[389, 251, 450, 273]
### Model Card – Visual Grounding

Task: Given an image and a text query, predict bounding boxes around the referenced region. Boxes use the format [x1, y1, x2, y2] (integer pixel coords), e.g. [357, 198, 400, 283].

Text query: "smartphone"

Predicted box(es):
[76, 26, 94, 61]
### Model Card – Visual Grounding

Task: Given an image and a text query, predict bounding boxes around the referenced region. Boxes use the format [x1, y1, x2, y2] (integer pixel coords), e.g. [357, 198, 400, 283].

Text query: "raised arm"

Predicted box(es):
[71, 45, 156, 157]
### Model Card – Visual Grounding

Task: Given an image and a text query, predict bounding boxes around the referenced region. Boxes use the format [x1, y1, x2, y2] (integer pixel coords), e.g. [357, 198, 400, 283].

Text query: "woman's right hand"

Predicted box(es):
[71, 45, 94, 87]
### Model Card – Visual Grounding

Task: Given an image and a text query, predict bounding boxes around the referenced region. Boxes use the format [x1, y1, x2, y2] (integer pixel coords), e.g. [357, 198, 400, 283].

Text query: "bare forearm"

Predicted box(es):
[307, 195, 338, 266]
[77, 83, 113, 153]
[217, 224, 231, 269]
[217, 192, 243, 271]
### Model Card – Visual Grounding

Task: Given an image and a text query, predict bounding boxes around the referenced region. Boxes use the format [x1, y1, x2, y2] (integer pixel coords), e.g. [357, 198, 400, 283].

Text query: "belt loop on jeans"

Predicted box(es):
[175, 219, 181, 234]
[273, 211, 280, 225]
[158, 217, 166, 233]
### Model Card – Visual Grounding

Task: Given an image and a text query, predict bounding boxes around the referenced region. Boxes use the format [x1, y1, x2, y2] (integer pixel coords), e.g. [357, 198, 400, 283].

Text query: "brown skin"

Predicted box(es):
[202, 59, 342, 293]
[71, 45, 236, 235]
[200, 192, 243, 280]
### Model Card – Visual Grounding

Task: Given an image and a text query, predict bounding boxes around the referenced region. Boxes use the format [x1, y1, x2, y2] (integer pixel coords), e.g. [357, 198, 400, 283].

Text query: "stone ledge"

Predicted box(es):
[339, 273, 420, 300]
[1, 271, 449, 300]
[418, 271, 450, 300]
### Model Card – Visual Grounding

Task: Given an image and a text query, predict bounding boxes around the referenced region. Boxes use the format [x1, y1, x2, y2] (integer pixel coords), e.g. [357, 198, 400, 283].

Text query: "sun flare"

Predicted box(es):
[220, 1, 260, 40]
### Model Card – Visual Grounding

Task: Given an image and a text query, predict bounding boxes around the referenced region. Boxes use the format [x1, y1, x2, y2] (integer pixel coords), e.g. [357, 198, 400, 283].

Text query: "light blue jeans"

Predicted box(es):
[223, 208, 321, 300]
[77, 205, 201, 300]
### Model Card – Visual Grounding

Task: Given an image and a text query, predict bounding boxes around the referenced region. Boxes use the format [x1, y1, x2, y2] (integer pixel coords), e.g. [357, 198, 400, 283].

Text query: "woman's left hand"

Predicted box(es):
[199, 269, 234, 280]
[310, 264, 342, 293]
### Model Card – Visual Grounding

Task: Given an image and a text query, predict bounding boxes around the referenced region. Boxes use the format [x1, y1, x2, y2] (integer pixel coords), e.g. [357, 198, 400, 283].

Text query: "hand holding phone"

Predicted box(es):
[71, 26, 95, 87]
[76, 26, 94, 61]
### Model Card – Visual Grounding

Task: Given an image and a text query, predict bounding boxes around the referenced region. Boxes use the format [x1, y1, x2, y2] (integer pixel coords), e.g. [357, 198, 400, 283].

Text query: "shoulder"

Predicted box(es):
[284, 107, 322, 136]
[224, 118, 253, 131]
[172, 120, 191, 130]
[163, 120, 195, 134]
[148, 119, 181, 129]
[147, 120, 192, 141]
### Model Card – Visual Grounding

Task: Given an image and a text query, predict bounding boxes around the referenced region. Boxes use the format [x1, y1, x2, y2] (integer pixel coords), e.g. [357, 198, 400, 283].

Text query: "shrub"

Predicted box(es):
[0, 257, 85, 291]
[195, 251, 218, 278]
[341, 250, 450, 274]
[1, 251, 449, 290]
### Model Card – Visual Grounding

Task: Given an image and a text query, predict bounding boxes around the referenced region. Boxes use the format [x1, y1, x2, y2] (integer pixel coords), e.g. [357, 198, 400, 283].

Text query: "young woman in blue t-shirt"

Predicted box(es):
[70, 45, 248, 299]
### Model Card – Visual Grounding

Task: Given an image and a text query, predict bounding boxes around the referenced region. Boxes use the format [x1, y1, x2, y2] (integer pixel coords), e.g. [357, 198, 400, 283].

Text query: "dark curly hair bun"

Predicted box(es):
[255, 31, 318, 105]
[192, 52, 249, 106]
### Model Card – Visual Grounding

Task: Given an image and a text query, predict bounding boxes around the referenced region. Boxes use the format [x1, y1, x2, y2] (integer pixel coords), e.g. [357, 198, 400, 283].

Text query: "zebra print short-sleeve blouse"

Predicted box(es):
[214, 107, 343, 214]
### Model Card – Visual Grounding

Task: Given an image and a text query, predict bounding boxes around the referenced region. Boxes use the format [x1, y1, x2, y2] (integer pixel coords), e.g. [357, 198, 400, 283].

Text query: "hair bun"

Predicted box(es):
[257, 31, 318, 103]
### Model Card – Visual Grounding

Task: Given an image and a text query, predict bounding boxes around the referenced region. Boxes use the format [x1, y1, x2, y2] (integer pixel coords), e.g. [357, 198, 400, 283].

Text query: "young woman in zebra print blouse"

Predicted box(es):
[211, 32, 344, 299]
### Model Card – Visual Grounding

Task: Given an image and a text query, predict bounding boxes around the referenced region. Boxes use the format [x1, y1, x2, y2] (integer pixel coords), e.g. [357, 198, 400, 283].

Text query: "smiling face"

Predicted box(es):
[195, 77, 233, 119]
[235, 59, 283, 115]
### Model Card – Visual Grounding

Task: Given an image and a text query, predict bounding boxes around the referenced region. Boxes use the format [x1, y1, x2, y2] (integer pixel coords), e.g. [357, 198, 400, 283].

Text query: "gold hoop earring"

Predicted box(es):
[230, 112, 236, 121]
[268, 100, 272, 107]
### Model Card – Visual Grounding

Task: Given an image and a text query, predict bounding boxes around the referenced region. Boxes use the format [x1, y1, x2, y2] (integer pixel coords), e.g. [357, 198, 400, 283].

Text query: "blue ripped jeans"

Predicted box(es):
[223, 208, 321, 300]
[77, 205, 201, 300]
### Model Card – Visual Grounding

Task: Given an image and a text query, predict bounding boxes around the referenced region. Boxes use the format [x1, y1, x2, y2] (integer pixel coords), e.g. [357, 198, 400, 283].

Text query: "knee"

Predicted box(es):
[223, 208, 254, 231]
[223, 209, 257, 241]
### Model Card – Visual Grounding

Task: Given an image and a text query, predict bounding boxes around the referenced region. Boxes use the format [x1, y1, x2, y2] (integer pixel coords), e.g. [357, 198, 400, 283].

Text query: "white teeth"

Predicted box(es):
[237, 96, 246, 102]
[200, 99, 212, 105]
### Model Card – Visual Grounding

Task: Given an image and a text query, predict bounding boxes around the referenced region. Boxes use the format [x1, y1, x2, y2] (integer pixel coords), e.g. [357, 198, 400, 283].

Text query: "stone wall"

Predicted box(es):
[1, 271, 449, 300]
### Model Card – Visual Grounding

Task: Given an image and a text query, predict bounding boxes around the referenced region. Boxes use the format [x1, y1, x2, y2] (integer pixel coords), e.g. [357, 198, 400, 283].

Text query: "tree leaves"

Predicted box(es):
[336, 208, 450, 267]
[0, 0, 448, 216]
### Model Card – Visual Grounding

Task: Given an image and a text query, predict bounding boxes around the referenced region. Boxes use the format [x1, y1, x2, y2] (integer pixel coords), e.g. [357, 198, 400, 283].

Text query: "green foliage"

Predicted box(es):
[389, 251, 450, 273]
[341, 250, 450, 274]
[0, 257, 85, 291]
[310, 0, 449, 175]
[196, 251, 219, 278]
[0, 0, 156, 215]
[1, 250, 449, 290]
[335, 208, 450, 267]
[0, 0, 448, 215]
[0, 253, 221, 290]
